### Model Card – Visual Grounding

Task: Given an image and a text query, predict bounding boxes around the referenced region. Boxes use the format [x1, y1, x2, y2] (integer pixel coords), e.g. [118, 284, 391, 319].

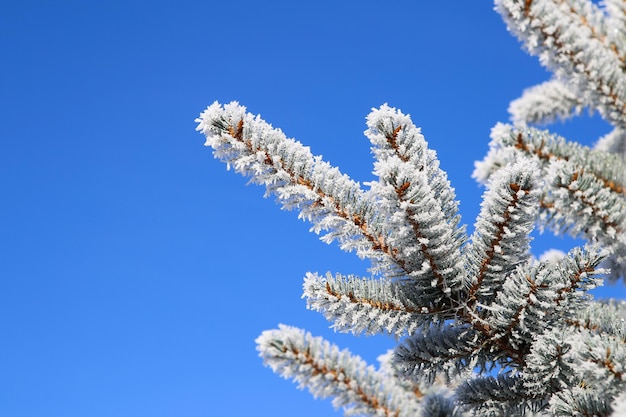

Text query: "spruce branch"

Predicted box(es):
[549, 387, 613, 417]
[476, 123, 626, 280]
[256, 325, 423, 417]
[364, 104, 466, 303]
[303, 272, 447, 336]
[545, 341, 625, 417]
[522, 326, 581, 398]
[484, 246, 604, 359]
[583, 337, 626, 383]
[482, 124, 625, 194]
[496, 0, 626, 127]
[465, 159, 540, 309]
[509, 78, 587, 125]
[522, 323, 626, 411]
[568, 300, 626, 344]
[543, 159, 625, 236]
[500, 124, 625, 194]
[391, 243, 604, 387]
[543, 159, 626, 280]
[455, 374, 538, 416]
[393, 324, 480, 384]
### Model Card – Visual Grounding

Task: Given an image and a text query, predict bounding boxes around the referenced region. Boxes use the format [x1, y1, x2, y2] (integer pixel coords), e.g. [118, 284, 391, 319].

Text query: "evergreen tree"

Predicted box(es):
[196, 1, 626, 415]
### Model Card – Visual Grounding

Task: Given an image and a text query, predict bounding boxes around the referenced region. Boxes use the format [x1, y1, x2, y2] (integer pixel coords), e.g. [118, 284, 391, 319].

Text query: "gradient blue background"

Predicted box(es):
[2, 1, 624, 416]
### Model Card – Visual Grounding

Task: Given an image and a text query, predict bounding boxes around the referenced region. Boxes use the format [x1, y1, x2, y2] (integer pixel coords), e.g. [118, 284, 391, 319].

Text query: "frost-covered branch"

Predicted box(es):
[198, 2, 626, 414]
[484, 246, 604, 353]
[477, 124, 625, 194]
[455, 374, 536, 415]
[364, 105, 466, 299]
[509, 78, 587, 125]
[465, 159, 540, 309]
[496, 0, 626, 127]
[523, 323, 626, 416]
[303, 272, 446, 336]
[475, 123, 626, 280]
[256, 325, 423, 417]
[568, 299, 626, 343]
[393, 324, 480, 384]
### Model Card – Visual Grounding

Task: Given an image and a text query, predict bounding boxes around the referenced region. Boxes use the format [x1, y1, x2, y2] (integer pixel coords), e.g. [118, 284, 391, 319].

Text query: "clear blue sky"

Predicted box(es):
[2, 1, 624, 416]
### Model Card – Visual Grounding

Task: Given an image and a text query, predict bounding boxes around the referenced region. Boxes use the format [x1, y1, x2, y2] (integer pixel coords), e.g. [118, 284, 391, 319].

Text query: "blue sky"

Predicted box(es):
[2, 1, 624, 416]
